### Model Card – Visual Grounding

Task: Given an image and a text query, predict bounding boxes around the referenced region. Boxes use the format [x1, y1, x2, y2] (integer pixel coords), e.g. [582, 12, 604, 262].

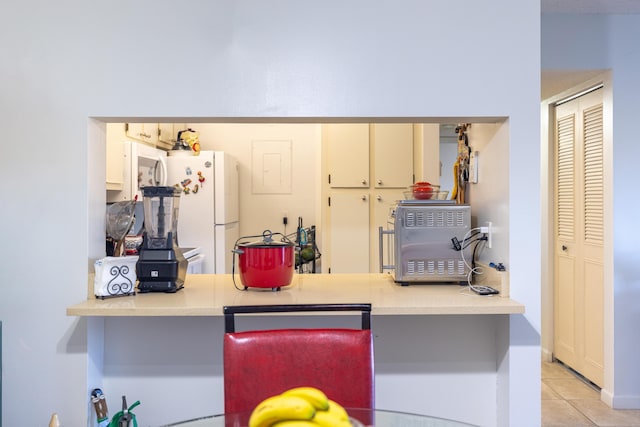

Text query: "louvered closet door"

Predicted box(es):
[554, 88, 604, 387]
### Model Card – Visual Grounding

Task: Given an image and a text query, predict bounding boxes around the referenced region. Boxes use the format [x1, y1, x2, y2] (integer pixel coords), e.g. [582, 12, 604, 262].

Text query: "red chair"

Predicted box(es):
[223, 303, 374, 415]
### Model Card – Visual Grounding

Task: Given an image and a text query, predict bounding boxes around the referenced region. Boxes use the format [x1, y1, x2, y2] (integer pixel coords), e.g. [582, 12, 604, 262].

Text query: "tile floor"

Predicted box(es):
[542, 360, 640, 426]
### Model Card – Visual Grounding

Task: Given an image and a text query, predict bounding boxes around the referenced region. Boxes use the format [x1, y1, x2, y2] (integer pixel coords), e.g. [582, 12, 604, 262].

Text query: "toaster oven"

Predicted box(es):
[379, 200, 471, 284]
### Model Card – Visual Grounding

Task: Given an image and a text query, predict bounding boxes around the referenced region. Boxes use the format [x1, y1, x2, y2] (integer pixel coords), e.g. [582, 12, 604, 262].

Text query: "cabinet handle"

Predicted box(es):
[377, 195, 382, 201]
[362, 195, 367, 201]
[362, 179, 367, 185]
[377, 179, 383, 185]
[562, 245, 568, 251]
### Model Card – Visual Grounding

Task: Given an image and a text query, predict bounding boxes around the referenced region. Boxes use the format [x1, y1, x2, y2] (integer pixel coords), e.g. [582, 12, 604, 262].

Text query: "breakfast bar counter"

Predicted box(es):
[66, 273, 524, 317]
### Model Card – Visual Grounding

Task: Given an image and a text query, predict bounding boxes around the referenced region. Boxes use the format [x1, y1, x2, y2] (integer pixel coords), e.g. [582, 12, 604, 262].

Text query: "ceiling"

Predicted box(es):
[540, 1, 640, 99]
[542, 0, 640, 14]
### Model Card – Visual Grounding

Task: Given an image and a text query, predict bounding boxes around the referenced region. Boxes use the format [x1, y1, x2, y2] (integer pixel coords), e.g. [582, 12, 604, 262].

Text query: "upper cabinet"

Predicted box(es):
[106, 137, 123, 191]
[324, 123, 414, 189]
[158, 123, 187, 150]
[371, 123, 414, 188]
[125, 123, 159, 146]
[325, 124, 370, 188]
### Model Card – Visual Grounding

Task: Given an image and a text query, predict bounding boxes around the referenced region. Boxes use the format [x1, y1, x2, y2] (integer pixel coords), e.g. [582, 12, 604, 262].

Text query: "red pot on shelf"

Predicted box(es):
[234, 231, 295, 290]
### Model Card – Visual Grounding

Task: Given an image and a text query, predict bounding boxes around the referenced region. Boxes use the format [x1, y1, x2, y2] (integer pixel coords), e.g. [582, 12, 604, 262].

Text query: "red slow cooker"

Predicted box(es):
[232, 231, 295, 291]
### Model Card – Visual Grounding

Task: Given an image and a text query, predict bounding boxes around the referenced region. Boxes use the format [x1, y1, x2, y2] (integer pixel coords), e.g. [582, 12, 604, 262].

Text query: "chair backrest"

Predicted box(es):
[223, 303, 374, 414]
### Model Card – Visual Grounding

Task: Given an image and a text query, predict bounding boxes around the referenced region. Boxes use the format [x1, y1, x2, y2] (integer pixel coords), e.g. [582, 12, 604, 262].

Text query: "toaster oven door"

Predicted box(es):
[392, 204, 471, 284]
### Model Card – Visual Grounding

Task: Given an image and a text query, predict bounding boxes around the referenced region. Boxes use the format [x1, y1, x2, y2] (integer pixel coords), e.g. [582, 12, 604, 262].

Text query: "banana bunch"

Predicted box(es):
[249, 386, 353, 427]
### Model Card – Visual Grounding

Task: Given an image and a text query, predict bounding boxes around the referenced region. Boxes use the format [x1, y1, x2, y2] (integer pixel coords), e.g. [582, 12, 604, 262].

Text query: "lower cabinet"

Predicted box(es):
[325, 188, 405, 273]
[327, 193, 370, 273]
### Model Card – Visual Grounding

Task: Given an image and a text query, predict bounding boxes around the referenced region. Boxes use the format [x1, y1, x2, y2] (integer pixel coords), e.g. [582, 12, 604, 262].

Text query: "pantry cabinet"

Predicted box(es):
[323, 123, 415, 273]
[125, 123, 159, 146]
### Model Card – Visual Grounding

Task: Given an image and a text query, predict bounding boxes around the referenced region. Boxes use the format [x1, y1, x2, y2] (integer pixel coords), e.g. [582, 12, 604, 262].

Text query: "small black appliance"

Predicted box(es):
[136, 186, 187, 293]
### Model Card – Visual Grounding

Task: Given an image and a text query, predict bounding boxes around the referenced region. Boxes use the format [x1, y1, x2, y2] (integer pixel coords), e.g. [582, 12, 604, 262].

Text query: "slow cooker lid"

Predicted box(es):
[238, 230, 293, 248]
[239, 240, 293, 248]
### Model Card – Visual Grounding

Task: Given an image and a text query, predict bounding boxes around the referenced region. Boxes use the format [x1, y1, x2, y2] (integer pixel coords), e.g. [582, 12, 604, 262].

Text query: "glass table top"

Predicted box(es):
[160, 408, 478, 427]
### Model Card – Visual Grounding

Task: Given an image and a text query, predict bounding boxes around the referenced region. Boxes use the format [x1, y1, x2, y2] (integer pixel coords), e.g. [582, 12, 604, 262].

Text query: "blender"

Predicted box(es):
[136, 186, 187, 293]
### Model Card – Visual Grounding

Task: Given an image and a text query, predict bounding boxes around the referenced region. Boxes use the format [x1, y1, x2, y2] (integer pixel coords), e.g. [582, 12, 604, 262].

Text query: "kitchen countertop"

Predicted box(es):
[66, 273, 524, 317]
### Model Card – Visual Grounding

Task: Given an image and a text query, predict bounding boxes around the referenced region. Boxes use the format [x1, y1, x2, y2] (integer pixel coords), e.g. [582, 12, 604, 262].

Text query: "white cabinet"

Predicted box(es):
[370, 188, 405, 273]
[327, 193, 370, 273]
[323, 123, 415, 273]
[325, 189, 405, 274]
[106, 139, 123, 190]
[372, 123, 414, 188]
[322, 123, 414, 273]
[158, 123, 187, 150]
[125, 123, 159, 146]
[325, 123, 414, 189]
[106, 123, 127, 191]
[325, 124, 370, 188]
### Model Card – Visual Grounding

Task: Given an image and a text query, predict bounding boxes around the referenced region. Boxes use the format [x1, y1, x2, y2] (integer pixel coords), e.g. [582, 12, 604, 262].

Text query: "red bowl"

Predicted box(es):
[412, 187, 434, 199]
[411, 183, 439, 199]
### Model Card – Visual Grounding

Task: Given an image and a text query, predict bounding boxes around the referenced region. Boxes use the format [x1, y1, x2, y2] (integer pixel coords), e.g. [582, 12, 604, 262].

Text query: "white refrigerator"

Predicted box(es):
[166, 151, 239, 274]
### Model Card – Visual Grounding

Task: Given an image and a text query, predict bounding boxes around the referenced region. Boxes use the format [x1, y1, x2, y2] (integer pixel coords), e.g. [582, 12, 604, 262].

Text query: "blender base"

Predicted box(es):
[137, 281, 184, 293]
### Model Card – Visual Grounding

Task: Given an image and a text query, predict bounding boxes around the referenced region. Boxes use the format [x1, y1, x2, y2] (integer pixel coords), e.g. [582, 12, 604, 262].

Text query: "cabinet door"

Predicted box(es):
[370, 189, 404, 273]
[372, 123, 414, 188]
[158, 123, 187, 150]
[126, 123, 159, 145]
[158, 123, 176, 148]
[328, 193, 370, 273]
[106, 139, 124, 190]
[325, 124, 370, 188]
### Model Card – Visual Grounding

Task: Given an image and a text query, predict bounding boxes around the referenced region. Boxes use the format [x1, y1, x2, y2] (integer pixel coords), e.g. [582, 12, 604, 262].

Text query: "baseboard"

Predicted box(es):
[601, 388, 614, 407]
[541, 348, 553, 363]
[608, 392, 640, 409]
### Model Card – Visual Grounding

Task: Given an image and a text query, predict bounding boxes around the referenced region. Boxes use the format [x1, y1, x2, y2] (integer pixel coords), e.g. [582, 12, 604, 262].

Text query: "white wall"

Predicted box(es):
[467, 123, 510, 267]
[542, 14, 640, 408]
[189, 123, 322, 238]
[0, 1, 541, 425]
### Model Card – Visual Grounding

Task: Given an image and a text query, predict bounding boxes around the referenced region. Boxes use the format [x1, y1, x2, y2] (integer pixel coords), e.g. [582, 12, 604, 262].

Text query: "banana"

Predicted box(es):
[281, 387, 329, 411]
[325, 399, 350, 422]
[249, 395, 316, 427]
[271, 421, 320, 427]
[312, 410, 352, 427]
[451, 161, 459, 200]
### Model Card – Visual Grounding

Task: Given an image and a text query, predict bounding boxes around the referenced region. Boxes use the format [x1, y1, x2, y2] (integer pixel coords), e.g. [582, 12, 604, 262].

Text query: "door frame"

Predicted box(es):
[541, 71, 614, 402]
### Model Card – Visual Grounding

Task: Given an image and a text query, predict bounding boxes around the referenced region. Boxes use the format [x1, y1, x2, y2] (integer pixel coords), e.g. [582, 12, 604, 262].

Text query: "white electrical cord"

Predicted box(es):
[459, 227, 488, 294]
